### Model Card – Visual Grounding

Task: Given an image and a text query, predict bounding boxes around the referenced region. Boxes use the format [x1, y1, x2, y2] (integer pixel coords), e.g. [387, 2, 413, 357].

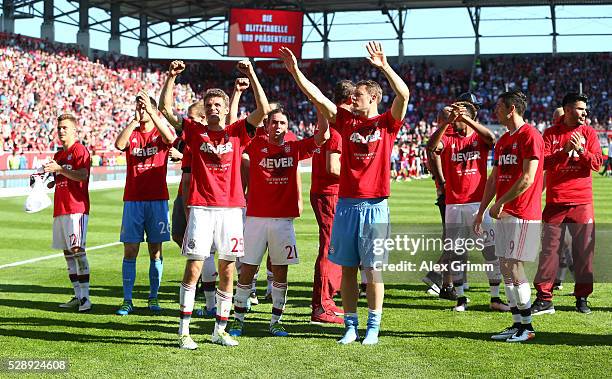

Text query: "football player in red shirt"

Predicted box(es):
[310, 80, 354, 324]
[428, 101, 509, 312]
[228, 108, 329, 337]
[475, 90, 543, 342]
[160, 60, 270, 349]
[532, 93, 602, 315]
[114, 92, 176, 316]
[44, 114, 91, 312]
[280, 41, 409, 345]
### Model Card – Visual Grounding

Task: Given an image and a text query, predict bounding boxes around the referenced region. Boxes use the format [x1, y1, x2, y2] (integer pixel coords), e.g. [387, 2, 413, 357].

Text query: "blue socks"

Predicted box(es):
[149, 258, 163, 299]
[338, 313, 359, 344]
[362, 309, 382, 345]
[122, 258, 136, 301]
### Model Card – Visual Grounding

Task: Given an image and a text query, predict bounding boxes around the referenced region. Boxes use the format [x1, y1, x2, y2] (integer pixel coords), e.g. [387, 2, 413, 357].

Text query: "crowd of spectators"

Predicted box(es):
[1, 32, 609, 174]
[0, 33, 196, 156]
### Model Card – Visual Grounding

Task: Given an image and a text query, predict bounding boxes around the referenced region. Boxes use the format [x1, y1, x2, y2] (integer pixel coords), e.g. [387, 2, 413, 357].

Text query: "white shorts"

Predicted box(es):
[445, 202, 495, 249]
[52, 214, 88, 251]
[182, 207, 244, 261]
[242, 217, 299, 266]
[494, 214, 541, 262]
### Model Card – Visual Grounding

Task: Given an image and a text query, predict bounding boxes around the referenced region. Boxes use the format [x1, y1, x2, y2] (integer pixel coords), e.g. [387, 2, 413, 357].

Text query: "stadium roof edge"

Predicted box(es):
[64, 0, 612, 23]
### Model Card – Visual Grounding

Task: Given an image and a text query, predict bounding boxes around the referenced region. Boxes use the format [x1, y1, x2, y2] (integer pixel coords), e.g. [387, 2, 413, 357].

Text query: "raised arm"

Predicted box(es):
[236, 60, 270, 127]
[365, 41, 409, 121]
[279, 47, 337, 123]
[450, 104, 496, 146]
[115, 109, 139, 151]
[314, 107, 331, 147]
[426, 108, 452, 154]
[229, 77, 249, 125]
[138, 91, 176, 145]
[158, 60, 185, 130]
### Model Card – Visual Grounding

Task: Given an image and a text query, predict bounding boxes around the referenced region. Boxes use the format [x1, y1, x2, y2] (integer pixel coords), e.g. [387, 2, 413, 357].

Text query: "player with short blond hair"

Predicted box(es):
[45, 114, 92, 312]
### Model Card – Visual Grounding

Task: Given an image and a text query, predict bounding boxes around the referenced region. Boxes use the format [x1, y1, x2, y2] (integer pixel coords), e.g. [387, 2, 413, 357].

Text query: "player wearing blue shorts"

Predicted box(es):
[114, 92, 175, 315]
[280, 41, 409, 345]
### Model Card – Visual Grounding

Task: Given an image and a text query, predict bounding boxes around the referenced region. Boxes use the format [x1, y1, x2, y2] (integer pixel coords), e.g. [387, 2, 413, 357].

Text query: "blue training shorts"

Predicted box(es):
[120, 200, 170, 243]
[329, 197, 390, 268]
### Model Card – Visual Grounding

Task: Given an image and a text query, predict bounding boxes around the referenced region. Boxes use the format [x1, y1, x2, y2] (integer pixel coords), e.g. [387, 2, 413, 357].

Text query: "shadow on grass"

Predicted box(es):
[382, 329, 612, 346]
[0, 327, 176, 347]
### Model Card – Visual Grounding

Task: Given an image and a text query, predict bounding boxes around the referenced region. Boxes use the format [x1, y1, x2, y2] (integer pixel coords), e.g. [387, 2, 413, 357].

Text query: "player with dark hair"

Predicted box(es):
[475, 90, 543, 342]
[114, 92, 176, 315]
[228, 108, 330, 337]
[160, 59, 269, 349]
[45, 114, 92, 312]
[532, 92, 602, 315]
[428, 101, 509, 312]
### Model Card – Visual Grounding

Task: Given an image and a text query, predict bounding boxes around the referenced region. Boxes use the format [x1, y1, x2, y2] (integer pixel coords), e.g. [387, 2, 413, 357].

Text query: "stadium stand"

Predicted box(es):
[1, 32, 610, 175]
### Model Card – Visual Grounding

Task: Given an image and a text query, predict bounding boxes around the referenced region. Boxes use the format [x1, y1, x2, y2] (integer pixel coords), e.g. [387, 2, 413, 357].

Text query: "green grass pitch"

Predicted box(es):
[0, 174, 610, 378]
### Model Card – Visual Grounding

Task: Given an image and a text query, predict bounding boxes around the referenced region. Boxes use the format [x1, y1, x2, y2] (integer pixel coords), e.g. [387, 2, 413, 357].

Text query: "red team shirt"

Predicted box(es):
[494, 124, 544, 220]
[52, 142, 91, 217]
[182, 118, 251, 207]
[245, 136, 316, 217]
[178, 144, 191, 197]
[440, 131, 491, 204]
[542, 117, 603, 205]
[123, 127, 172, 201]
[311, 127, 342, 195]
[333, 108, 402, 198]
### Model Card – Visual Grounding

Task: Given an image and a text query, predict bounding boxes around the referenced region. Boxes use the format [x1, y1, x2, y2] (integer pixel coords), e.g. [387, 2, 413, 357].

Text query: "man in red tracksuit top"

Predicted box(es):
[532, 93, 603, 315]
[310, 80, 354, 324]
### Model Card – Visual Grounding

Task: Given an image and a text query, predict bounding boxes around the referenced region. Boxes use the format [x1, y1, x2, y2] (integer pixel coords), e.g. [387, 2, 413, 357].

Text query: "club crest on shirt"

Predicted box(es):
[512, 143, 518, 150]
[285, 145, 291, 153]
[131, 138, 138, 143]
[261, 147, 268, 153]
[472, 140, 478, 147]
[67, 154, 73, 160]
[187, 239, 196, 249]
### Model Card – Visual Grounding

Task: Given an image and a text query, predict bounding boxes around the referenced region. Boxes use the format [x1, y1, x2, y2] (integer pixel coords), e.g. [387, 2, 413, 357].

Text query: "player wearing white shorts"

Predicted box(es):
[474, 90, 544, 343]
[427, 101, 509, 312]
[160, 59, 269, 349]
[44, 114, 92, 312]
[228, 108, 329, 337]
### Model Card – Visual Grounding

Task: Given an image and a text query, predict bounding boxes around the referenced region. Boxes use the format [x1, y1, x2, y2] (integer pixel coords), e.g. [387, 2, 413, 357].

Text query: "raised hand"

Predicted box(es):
[235, 77, 250, 92]
[169, 60, 185, 77]
[365, 41, 388, 70]
[137, 90, 154, 114]
[237, 60, 254, 76]
[570, 132, 583, 150]
[278, 47, 298, 74]
[450, 104, 470, 123]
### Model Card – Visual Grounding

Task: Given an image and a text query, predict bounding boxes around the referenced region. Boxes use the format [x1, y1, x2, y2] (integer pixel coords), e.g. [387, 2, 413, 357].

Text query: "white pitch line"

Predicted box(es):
[0, 241, 121, 270]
